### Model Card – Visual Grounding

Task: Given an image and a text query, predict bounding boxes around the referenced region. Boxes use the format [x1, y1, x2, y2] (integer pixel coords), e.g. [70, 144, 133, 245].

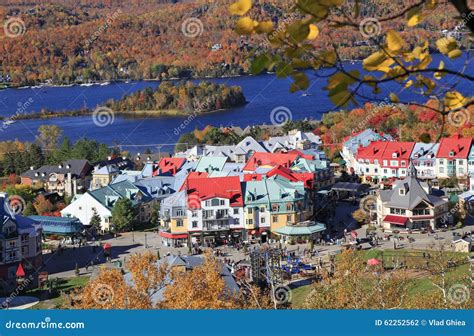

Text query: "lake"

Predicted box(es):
[0, 53, 472, 152]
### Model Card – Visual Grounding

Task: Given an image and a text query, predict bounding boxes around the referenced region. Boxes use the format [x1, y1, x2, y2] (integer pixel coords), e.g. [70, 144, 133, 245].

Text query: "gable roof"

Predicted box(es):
[195, 156, 227, 173]
[437, 134, 472, 159]
[411, 143, 439, 160]
[343, 129, 393, 154]
[22, 159, 91, 179]
[356, 141, 388, 162]
[89, 180, 151, 210]
[379, 165, 446, 210]
[381, 142, 415, 161]
[183, 176, 243, 208]
[243, 152, 300, 171]
[157, 158, 186, 176]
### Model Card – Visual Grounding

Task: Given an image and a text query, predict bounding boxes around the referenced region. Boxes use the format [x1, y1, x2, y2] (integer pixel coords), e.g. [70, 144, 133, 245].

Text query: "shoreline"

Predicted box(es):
[0, 104, 247, 122]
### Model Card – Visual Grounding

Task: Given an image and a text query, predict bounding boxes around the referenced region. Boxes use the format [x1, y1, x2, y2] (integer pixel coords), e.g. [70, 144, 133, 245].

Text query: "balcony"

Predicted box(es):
[203, 223, 230, 231]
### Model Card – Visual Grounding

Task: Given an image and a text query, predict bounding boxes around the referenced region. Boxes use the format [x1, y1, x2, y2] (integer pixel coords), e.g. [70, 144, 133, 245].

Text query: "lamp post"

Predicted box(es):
[145, 233, 148, 248]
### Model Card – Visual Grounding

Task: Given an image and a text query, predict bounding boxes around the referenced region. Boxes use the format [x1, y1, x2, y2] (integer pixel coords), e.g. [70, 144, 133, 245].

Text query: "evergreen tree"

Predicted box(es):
[111, 198, 136, 232]
[89, 208, 102, 233]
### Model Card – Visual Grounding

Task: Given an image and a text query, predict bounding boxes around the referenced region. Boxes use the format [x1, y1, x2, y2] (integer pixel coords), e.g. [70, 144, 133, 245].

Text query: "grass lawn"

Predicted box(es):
[27, 276, 90, 309]
[290, 249, 472, 308]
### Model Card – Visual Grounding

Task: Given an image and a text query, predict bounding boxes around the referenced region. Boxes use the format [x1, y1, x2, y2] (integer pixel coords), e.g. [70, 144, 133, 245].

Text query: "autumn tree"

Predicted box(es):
[230, 0, 473, 141]
[68, 252, 168, 309]
[159, 253, 242, 309]
[37, 125, 62, 153]
[352, 209, 369, 224]
[304, 250, 412, 309]
[33, 194, 55, 215]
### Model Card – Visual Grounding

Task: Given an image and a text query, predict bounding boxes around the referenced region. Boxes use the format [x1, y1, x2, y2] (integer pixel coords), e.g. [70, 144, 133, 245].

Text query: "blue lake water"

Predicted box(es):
[0, 53, 472, 152]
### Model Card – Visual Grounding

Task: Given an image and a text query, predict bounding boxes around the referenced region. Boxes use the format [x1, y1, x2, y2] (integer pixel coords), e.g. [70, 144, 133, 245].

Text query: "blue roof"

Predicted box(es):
[28, 215, 83, 234]
[344, 129, 393, 155]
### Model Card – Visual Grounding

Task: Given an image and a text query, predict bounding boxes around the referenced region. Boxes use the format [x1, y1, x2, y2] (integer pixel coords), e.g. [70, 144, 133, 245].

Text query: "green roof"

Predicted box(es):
[195, 156, 227, 173]
[274, 222, 326, 236]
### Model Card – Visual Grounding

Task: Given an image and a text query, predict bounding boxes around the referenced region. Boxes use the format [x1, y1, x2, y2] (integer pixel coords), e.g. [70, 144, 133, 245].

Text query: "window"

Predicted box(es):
[365, 168, 369, 173]
[439, 167, 444, 173]
[176, 209, 184, 217]
[211, 199, 220, 206]
[220, 200, 225, 206]
[401, 161, 406, 167]
[383, 160, 388, 166]
[248, 208, 253, 214]
[205, 201, 210, 206]
[390, 161, 398, 167]
[177, 220, 183, 227]
[192, 221, 198, 228]
[374, 168, 378, 173]
[392, 170, 396, 174]
[390, 208, 406, 215]
[374, 159, 379, 165]
[261, 217, 265, 223]
[191, 210, 197, 217]
[260, 207, 265, 212]
[21, 234, 28, 244]
[246, 219, 253, 225]
[383, 169, 388, 174]
[286, 215, 291, 222]
[233, 208, 239, 214]
[272, 215, 278, 223]
[399, 189, 405, 196]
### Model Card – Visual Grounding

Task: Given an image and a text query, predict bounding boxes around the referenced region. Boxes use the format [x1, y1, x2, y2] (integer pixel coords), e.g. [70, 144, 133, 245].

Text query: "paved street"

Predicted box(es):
[43, 220, 473, 279]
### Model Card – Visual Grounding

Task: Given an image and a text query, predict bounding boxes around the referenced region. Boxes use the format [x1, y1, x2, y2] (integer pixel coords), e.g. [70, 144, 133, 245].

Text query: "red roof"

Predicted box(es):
[184, 176, 243, 209]
[16, 263, 25, 277]
[383, 215, 408, 226]
[243, 152, 300, 171]
[356, 141, 388, 162]
[436, 134, 472, 159]
[287, 149, 314, 160]
[380, 142, 415, 168]
[160, 232, 188, 239]
[243, 165, 315, 189]
[156, 158, 186, 176]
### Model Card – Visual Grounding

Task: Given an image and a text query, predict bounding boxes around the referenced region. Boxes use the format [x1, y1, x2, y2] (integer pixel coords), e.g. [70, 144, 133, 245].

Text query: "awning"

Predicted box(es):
[274, 222, 326, 236]
[159, 231, 188, 239]
[383, 215, 408, 226]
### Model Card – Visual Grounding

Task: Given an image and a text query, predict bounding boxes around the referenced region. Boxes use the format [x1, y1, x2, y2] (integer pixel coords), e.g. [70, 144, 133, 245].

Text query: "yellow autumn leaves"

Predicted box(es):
[230, 0, 319, 40]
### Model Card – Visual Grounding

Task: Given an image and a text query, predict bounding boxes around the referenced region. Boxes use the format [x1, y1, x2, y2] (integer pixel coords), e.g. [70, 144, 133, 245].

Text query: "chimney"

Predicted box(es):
[107, 156, 112, 161]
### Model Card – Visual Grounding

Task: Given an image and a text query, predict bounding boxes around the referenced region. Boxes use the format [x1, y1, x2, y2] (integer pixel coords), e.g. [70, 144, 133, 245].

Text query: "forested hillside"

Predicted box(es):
[0, 0, 468, 86]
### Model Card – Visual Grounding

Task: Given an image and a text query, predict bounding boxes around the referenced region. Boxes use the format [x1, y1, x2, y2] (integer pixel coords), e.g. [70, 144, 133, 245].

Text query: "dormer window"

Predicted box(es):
[392, 152, 399, 158]
[449, 150, 455, 157]
[399, 189, 405, 196]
